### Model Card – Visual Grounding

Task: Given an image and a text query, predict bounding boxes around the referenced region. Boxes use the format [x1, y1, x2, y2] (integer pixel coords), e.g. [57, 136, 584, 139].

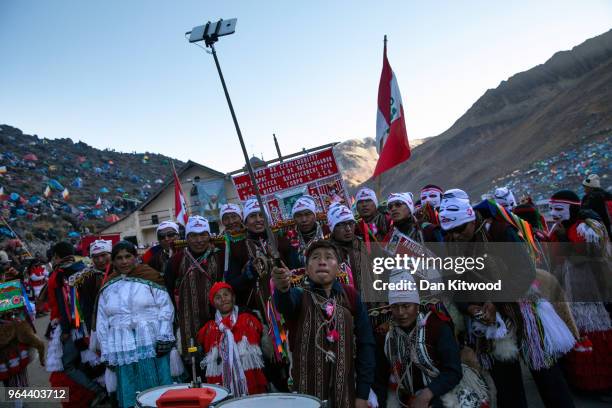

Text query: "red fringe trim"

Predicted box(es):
[206, 368, 267, 395]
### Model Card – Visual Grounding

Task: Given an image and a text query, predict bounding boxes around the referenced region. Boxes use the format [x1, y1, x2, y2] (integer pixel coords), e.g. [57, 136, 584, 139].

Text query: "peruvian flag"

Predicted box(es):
[95, 196, 102, 208]
[62, 188, 70, 200]
[173, 166, 189, 226]
[372, 37, 410, 178]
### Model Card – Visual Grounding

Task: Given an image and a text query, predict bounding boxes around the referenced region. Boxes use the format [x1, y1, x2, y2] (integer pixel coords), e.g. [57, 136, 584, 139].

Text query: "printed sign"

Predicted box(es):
[232, 148, 349, 220]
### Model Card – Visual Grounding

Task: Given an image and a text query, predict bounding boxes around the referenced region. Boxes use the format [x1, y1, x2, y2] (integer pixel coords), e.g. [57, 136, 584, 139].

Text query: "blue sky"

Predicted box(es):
[1, 1, 610, 172]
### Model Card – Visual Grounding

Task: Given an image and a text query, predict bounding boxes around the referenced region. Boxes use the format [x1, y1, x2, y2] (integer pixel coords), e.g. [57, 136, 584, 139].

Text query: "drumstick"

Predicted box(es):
[188, 338, 201, 388]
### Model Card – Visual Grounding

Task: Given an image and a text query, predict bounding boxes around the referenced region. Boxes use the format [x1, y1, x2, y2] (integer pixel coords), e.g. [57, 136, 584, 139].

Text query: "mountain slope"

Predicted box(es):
[334, 136, 429, 191]
[0, 125, 182, 241]
[376, 29, 612, 198]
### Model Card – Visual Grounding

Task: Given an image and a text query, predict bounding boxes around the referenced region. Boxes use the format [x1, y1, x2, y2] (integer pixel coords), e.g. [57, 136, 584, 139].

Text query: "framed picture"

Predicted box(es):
[275, 186, 308, 219]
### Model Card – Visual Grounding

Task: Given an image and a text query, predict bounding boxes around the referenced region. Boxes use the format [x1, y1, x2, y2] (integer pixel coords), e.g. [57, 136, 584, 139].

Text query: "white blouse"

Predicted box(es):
[96, 276, 175, 366]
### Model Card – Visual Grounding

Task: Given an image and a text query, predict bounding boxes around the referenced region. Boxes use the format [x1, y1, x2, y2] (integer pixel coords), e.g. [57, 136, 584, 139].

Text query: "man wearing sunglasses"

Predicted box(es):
[354, 187, 392, 242]
[142, 221, 180, 274]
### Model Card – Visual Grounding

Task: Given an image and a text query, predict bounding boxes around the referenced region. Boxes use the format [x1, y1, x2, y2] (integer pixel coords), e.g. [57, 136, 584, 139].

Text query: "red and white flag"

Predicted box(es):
[43, 185, 51, 198]
[173, 166, 189, 226]
[372, 37, 411, 178]
[62, 188, 70, 200]
[95, 196, 102, 208]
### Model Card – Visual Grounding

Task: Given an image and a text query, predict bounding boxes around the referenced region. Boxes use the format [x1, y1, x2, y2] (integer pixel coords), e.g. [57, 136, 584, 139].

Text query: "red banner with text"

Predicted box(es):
[232, 148, 349, 220]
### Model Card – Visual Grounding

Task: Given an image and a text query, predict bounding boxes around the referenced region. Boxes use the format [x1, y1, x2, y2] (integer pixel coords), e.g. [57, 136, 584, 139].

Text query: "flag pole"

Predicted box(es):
[376, 35, 388, 201]
[273, 133, 283, 162]
[206, 41, 280, 260]
[172, 160, 190, 217]
[0, 215, 32, 257]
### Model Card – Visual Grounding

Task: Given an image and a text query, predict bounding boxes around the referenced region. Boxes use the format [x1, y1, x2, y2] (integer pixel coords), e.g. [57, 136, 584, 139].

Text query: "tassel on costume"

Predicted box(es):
[519, 301, 547, 370]
[105, 368, 117, 393]
[170, 348, 185, 377]
[536, 300, 576, 356]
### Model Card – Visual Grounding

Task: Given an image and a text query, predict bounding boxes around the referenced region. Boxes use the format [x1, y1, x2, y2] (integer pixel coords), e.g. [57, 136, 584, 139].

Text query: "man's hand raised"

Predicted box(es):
[272, 262, 291, 293]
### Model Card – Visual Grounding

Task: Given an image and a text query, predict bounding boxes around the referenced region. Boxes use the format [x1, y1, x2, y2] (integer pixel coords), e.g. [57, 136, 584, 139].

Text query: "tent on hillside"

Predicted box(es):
[105, 214, 120, 223]
[72, 177, 83, 188]
[48, 179, 64, 191]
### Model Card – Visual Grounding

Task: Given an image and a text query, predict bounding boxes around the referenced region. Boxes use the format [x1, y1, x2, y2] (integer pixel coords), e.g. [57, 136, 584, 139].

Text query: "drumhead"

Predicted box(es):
[136, 383, 230, 407]
[214, 393, 321, 408]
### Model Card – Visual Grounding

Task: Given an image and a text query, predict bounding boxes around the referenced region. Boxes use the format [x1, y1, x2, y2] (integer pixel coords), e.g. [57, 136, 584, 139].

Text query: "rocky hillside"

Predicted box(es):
[334, 136, 428, 192]
[366, 29, 612, 199]
[0, 124, 182, 243]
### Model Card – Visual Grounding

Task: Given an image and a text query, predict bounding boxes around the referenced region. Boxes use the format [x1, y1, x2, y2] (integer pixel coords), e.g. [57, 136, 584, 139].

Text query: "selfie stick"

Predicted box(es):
[186, 19, 280, 261]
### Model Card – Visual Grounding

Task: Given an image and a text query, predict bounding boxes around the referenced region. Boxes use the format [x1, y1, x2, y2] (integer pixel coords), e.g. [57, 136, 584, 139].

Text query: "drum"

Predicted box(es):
[214, 393, 323, 408]
[136, 383, 230, 407]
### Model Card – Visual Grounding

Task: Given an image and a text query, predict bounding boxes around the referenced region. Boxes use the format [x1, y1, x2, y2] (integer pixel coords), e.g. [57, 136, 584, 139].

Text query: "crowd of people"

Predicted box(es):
[0, 171, 611, 408]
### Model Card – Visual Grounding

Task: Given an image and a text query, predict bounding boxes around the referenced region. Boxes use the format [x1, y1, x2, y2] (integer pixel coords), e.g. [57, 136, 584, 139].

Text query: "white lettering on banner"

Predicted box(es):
[231, 148, 348, 220]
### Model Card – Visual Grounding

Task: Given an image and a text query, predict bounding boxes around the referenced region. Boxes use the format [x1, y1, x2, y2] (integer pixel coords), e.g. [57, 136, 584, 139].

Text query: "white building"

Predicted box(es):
[101, 143, 339, 246]
[101, 161, 237, 246]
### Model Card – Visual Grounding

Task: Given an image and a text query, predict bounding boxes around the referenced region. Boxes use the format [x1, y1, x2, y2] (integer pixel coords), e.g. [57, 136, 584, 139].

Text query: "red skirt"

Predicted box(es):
[564, 330, 612, 391]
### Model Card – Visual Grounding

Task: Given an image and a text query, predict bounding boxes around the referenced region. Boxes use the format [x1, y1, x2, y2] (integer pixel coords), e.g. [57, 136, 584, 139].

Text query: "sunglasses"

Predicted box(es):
[335, 221, 356, 230]
[158, 232, 178, 239]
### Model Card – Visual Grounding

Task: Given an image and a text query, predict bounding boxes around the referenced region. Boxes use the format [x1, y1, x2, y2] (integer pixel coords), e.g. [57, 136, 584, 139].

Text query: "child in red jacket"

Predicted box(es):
[197, 282, 267, 396]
